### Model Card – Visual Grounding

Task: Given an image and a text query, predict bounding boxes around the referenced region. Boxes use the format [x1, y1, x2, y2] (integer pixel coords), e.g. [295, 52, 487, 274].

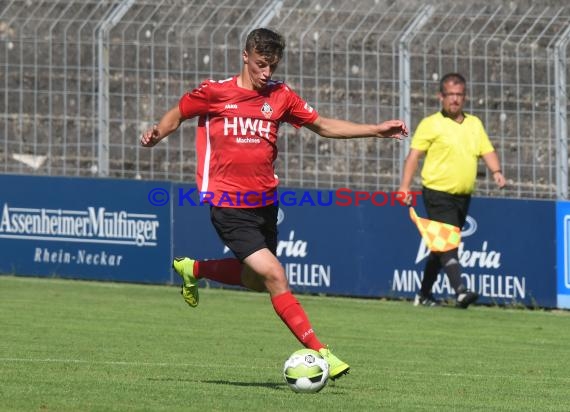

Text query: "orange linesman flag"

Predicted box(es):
[408, 207, 461, 252]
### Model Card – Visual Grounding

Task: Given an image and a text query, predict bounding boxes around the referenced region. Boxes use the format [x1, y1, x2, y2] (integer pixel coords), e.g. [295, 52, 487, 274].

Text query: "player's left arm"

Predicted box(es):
[481, 151, 506, 188]
[304, 116, 408, 140]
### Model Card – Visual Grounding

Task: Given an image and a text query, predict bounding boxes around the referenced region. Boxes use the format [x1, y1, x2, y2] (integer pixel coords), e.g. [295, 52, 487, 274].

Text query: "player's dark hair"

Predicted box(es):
[245, 28, 285, 64]
[439, 72, 466, 93]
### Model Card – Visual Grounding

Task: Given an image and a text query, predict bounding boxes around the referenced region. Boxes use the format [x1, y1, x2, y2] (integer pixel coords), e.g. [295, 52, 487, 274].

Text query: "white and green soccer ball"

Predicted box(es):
[283, 349, 329, 393]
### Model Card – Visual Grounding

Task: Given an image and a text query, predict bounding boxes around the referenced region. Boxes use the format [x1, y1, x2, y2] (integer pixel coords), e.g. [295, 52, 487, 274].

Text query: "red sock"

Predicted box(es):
[271, 291, 324, 351]
[194, 258, 243, 286]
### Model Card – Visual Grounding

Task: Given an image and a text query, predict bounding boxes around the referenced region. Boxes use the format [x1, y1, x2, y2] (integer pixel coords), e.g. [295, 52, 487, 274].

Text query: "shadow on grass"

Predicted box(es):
[203, 379, 286, 389]
[147, 377, 286, 389]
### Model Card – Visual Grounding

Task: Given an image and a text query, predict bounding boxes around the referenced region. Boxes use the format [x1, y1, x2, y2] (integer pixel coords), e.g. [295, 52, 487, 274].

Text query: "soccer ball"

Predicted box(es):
[283, 349, 329, 393]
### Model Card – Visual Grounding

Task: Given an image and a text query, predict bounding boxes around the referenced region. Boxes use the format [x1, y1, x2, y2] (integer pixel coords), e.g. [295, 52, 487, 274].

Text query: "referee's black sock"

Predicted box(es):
[441, 249, 464, 294]
[420, 252, 441, 297]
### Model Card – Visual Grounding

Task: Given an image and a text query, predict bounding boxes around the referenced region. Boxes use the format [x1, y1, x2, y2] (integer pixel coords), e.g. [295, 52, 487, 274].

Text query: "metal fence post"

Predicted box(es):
[97, 0, 134, 177]
[554, 24, 570, 199]
[398, 5, 434, 173]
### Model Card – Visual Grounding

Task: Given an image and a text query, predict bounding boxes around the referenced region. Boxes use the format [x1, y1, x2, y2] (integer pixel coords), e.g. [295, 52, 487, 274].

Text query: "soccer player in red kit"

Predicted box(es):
[141, 28, 408, 380]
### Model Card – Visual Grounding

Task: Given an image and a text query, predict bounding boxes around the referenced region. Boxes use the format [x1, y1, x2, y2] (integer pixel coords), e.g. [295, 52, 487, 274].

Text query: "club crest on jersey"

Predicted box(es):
[261, 102, 273, 119]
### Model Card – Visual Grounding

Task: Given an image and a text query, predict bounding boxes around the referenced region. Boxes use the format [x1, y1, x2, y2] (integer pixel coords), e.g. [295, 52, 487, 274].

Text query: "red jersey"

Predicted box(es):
[178, 76, 318, 208]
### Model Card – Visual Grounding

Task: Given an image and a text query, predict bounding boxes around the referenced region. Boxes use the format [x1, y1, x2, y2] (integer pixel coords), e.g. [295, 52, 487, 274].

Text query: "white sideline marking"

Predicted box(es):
[0, 357, 274, 369]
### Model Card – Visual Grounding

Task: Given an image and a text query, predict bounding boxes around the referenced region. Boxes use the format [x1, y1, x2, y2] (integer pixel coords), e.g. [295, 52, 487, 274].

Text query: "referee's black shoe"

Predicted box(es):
[413, 293, 440, 307]
[456, 290, 479, 309]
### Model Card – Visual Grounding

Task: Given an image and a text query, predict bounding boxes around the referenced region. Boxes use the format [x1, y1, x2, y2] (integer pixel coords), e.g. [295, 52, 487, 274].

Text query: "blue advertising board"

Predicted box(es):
[0, 174, 172, 283]
[171, 186, 557, 307]
[1, 176, 558, 308]
[389, 197, 556, 307]
[556, 201, 570, 308]
[171, 182, 230, 261]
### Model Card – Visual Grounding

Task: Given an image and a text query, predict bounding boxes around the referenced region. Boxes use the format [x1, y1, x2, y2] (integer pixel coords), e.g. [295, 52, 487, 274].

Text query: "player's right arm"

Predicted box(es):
[398, 148, 424, 204]
[140, 105, 183, 147]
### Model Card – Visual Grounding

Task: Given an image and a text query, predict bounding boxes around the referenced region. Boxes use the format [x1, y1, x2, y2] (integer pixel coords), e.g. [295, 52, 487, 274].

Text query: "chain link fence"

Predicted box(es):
[1, 0, 569, 198]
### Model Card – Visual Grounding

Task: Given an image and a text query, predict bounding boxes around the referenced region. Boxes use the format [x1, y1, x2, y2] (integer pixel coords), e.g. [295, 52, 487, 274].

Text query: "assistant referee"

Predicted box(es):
[399, 72, 506, 308]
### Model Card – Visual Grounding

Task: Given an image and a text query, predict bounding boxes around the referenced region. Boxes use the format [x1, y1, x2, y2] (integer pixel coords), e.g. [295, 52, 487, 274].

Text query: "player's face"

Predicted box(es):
[439, 81, 466, 118]
[243, 49, 279, 90]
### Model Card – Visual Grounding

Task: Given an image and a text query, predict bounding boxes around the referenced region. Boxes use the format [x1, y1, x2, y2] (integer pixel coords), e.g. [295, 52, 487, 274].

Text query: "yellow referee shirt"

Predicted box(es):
[411, 112, 495, 195]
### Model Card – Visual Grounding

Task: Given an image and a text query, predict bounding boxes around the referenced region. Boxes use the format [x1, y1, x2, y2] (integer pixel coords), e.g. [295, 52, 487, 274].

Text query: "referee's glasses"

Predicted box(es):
[441, 92, 465, 98]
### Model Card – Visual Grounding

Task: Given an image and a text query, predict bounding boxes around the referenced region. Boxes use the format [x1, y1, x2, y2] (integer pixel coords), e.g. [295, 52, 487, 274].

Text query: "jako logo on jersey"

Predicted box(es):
[261, 102, 273, 119]
[224, 104, 238, 109]
[303, 102, 314, 113]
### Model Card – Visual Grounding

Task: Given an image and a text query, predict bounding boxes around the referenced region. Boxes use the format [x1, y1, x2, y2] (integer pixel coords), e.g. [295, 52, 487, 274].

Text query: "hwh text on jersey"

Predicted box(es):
[224, 117, 271, 139]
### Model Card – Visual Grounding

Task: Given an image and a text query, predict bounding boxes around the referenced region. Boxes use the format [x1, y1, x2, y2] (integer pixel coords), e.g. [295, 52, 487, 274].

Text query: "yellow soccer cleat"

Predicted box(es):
[172, 257, 199, 307]
[319, 347, 350, 380]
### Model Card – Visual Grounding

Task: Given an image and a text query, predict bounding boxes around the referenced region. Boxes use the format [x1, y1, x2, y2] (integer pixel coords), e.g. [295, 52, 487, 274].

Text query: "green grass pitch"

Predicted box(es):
[1, 275, 569, 411]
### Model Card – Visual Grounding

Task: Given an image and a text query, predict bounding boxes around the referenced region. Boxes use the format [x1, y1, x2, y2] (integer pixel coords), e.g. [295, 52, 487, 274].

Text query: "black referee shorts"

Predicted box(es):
[210, 204, 278, 261]
[422, 186, 471, 228]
